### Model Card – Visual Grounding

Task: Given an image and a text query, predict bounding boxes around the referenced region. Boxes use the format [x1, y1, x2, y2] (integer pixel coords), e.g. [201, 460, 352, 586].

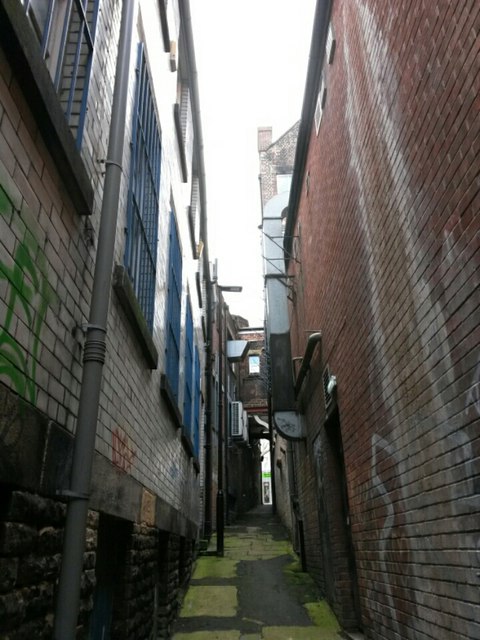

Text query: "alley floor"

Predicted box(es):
[171, 505, 347, 640]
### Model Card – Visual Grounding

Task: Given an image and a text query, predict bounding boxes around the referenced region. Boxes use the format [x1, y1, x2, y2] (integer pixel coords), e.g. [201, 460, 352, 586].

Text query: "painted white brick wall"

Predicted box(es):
[0, 0, 206, 525]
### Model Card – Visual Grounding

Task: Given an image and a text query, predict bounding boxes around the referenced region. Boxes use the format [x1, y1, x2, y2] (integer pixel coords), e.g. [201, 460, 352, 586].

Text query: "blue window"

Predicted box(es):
[166, 212, 182, 399]
[182, 306, 201, 457]
[124, 44, 161, 330]
[24, 0, 99, 147]
[183, 298, 193, 435]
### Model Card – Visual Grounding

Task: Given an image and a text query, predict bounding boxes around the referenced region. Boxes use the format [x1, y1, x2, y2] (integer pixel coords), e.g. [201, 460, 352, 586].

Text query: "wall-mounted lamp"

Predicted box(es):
[218, 285, 243, 293]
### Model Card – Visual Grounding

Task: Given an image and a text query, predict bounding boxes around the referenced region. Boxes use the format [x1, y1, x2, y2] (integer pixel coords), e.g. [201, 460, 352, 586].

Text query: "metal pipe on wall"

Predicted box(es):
[216, 293, 225, 556]
[53, 1, 135, 636]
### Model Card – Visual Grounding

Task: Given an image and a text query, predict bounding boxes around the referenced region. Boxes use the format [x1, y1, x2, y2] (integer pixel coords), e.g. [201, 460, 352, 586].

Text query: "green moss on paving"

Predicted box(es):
[282, 560, 340, 631]
[225, 533, 292, 561]
[283, 560, 322, 603]
[304, 601, 340, 630]
[262, 625, 340, 639]
[192, 556, 238, 579]
[172, 631, 240, 640]
[179, 585, 237, 618]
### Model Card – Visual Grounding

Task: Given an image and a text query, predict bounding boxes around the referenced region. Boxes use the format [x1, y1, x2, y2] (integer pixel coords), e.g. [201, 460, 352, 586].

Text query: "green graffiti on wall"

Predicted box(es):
[0, 185, 55, 405]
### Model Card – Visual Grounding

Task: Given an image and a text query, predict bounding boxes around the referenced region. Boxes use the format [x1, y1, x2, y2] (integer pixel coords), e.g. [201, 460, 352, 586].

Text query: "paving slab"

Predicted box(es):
[172, 505, 344, 639]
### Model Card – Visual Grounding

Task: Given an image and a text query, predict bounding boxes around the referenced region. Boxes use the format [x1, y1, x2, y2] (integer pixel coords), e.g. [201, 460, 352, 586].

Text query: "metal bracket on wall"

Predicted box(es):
[264, 272, 296, 295]
[56, 489, 90, 501]
[261, 230, 300, 264]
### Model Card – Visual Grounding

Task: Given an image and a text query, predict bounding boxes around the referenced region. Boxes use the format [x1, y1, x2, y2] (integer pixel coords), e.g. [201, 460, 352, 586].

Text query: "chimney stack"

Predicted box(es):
[257, 126, 272, 152]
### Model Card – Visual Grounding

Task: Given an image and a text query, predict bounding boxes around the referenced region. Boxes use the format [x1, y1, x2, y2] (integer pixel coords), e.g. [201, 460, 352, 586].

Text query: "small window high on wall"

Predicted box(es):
[276, 174, 292, 195]
[249, 354, 260, 375]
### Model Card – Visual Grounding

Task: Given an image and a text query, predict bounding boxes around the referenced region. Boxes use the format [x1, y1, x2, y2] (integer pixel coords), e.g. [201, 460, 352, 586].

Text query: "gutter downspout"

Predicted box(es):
[203, 271, 213, 539]
[180, 0, 213, 540]
[294, 332, 322, 397]
[216, 296, 225, 556]
[53, 1, 135, 636]
[267, 393, 277, 514]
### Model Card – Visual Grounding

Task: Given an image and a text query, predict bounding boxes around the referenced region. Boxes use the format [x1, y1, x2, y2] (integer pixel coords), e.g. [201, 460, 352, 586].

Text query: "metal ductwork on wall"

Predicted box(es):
[262, 192, 305, 440]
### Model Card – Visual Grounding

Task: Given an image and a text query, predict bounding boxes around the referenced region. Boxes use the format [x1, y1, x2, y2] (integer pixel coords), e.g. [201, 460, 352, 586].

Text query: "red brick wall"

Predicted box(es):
[288, 1, 480, 638]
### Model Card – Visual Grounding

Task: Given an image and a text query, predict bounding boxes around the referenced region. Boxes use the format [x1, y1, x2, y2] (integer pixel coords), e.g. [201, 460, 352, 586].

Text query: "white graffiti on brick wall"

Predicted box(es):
[369, 434, 401, 635]
[465, 359, 480, 418]
[345, 2, 478, 637]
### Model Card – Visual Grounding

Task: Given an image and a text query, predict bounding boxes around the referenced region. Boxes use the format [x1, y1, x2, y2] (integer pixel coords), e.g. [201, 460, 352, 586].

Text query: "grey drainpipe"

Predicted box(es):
[53, 1, 135, 637]
[294, 332, 322, 397]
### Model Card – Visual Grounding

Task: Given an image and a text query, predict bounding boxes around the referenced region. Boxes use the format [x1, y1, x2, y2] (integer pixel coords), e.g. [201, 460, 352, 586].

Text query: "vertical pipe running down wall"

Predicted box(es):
[216, 294, 225, 555]
[53, 1, 135, 637]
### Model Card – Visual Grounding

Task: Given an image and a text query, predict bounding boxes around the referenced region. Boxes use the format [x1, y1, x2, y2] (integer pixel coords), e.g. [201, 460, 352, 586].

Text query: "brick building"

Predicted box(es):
[0, 0, 211, 637]
[207, 287, 259, 542]
[265, 1, 479, 639]
[233, 325, 268, 516]
[258, 122, 299, 210]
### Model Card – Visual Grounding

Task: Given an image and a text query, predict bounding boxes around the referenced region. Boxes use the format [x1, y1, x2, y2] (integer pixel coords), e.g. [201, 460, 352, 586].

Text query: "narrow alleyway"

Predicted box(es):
[171, 506, 347, 640]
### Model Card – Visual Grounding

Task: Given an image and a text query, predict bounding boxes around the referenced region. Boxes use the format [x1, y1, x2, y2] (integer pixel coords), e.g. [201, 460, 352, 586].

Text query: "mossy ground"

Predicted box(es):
[172, 513, 343, 639]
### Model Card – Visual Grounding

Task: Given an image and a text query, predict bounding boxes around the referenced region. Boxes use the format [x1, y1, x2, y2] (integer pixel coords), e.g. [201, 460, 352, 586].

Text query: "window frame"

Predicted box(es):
[183, 297, 194, 435]
[124, 43, 162, 332]
[248, 354, 261, 375]
[165, 211, 183, 401]
[23, 0, 99, 148]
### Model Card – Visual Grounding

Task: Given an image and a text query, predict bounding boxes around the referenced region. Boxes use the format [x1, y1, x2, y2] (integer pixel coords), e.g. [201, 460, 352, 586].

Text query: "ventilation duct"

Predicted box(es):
[262, 192, 305, 440]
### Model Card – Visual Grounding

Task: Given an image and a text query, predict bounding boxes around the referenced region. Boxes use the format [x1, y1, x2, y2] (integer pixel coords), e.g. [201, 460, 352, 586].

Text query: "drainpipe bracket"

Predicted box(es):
[56, 489, 90, 501]
[80, 323, 107, 334]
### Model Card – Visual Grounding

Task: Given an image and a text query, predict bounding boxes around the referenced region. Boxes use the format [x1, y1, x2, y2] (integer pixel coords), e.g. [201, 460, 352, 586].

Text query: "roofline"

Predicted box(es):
[284, 0, 332, 260]
[260, 120, 301, 154]
[179, 0, 211, 277]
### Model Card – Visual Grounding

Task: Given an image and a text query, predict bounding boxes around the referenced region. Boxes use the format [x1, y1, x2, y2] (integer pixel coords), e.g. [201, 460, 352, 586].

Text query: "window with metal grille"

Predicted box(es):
[23, 0, 99, 148]
[166, 212, 183, 400]
[183, 297, 194, 434]
[124, 43, 161, 331]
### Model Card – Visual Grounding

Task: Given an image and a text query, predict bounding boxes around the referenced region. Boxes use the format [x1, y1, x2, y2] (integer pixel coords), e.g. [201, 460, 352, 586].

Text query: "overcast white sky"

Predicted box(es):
[190, 1, 316, 326]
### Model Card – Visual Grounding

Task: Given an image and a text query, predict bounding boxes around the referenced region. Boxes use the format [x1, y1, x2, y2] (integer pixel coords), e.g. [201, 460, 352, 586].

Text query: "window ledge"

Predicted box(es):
[113, 265, 158, 369]
[0, 2, 93, 215]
